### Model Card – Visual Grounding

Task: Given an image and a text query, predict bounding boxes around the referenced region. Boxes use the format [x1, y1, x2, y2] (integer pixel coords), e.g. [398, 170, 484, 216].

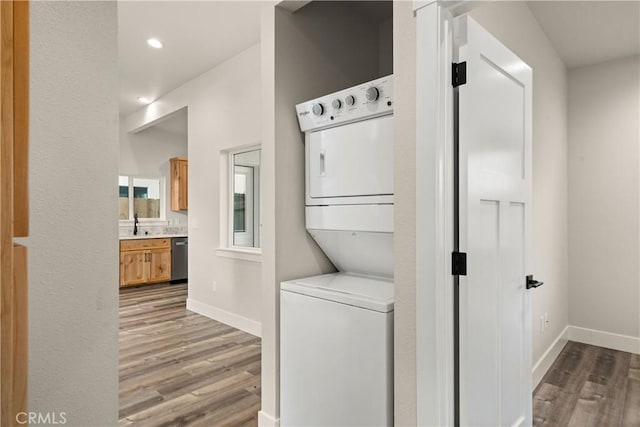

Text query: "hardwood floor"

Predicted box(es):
[120, 286, 639, 426]
[534, 341, 640, 426]
[119, 283, 261, 426]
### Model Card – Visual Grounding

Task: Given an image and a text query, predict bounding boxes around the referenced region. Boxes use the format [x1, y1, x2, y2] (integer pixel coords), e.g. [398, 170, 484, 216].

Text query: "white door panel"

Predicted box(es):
[308, 115, 394, 199]
[456, 15, 532, 427]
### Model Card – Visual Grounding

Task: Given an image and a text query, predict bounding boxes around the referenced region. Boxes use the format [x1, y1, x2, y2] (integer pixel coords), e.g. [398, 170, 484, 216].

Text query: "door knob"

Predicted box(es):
[526, 275, 543, 290]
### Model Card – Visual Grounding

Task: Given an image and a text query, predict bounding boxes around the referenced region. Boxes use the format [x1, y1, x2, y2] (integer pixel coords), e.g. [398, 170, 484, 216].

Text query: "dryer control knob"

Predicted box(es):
[312, 103, 325, 116]
[365, 87, 380, 102]
[332, 99, 342, 109]
[345, 95, 356, 106]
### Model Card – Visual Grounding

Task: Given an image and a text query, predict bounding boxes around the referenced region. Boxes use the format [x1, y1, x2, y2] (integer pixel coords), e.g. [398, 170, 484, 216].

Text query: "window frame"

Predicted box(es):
[217, 144, 262, 260]
[118, 175, 167, 223]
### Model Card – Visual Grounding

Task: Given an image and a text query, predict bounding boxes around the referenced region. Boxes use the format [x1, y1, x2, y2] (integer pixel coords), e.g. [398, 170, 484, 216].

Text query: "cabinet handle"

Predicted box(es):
[526, 275, 544, 289]
[319, 150, 326, 177]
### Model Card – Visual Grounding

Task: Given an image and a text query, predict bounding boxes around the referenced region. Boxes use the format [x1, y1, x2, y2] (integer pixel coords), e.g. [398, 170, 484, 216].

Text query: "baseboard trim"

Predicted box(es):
[568, 325, 640, 355]
[258, 411, 280, 427]
[186, 298, 261, 337]
[532, 326, 569, 389]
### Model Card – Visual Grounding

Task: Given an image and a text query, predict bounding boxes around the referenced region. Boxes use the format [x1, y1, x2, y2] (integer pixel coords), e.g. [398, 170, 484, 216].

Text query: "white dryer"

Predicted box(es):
[281, 75, 394, 426]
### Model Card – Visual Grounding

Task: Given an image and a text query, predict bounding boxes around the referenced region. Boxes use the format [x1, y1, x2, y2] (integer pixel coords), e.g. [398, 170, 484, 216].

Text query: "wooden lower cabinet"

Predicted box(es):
[120, 238, 171, 287]
[148, 249, 171, 283]
[120, 251, 146, 286]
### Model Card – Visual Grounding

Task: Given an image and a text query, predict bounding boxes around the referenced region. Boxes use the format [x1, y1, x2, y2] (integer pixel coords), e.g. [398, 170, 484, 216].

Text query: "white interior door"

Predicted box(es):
[456, 15, 533, 427]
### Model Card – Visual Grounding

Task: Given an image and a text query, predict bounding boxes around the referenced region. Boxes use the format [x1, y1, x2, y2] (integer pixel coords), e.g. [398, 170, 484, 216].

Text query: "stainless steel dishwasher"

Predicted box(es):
[171, 237, 188, 282]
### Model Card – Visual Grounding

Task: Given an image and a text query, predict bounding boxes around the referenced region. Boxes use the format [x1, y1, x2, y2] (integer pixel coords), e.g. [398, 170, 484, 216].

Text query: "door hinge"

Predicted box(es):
[452, 62, 467, 88]
[452, 251, 467, 276]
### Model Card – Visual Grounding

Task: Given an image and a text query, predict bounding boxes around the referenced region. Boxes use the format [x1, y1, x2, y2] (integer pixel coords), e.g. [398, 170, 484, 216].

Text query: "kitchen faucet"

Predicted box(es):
[133, 212, 139, 236]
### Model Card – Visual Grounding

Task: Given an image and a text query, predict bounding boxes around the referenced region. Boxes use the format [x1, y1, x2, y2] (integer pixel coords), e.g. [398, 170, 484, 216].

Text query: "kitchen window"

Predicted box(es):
[119, 175, 165, 220]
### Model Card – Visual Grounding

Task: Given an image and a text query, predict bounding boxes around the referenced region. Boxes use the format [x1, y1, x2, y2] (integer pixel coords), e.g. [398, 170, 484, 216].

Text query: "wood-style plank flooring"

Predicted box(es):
[534, 341, 640, 426]
[119, 283, 261, 426]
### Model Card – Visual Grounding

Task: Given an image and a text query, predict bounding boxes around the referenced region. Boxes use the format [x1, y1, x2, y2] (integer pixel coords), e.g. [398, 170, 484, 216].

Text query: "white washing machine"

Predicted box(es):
[280, 273, 393, 427]
[281, 75, 394, 426]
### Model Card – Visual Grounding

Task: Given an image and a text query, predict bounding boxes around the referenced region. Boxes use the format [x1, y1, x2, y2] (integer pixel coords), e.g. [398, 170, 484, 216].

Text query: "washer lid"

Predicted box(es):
[281, 272, 394, 313]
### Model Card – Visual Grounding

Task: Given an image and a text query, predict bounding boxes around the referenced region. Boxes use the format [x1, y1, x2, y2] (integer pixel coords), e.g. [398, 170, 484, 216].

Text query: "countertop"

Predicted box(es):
[119, 234, 188, 241]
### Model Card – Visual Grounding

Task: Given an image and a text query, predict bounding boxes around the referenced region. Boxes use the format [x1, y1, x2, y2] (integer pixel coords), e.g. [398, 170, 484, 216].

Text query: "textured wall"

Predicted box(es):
[568, 55, 640, 340]
[28, 2, 119, 425]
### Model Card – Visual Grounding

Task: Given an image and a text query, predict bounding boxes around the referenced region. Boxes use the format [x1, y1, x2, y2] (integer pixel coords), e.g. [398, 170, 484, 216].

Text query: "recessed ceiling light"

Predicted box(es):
[137, 97, 152, 104]
[146, 38, 163, 49]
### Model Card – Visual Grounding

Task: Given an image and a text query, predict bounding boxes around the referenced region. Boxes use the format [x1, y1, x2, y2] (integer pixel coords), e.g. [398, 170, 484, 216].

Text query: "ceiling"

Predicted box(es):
[118, 1, 639, 117]
[118, 1, 261, 116]
[147, 107, 188, 136]
[527, 1, 640, 69]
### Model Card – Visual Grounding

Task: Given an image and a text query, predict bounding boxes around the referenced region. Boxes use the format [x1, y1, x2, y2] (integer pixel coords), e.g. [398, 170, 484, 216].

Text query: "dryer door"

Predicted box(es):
[308, 115, 393, 199]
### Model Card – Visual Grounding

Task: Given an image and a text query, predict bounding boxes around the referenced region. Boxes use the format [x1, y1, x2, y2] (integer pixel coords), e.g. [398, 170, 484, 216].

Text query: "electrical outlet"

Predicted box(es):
[544, 312, 550, 329]
[212, 280, 217, 292]
[540, 315, 545, 334]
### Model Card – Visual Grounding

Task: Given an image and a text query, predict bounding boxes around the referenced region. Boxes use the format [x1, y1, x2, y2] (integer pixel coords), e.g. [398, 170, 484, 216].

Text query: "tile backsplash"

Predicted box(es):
[119, 220, 187, 237]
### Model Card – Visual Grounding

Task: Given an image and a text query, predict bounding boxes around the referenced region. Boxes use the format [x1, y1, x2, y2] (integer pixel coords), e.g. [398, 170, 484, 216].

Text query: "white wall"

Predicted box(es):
[469, 0, 570, 369]
[27, 1, 119, 425]
[568, 55, 640, 343]
[119, 123, 188, 224]
[124, 44, 263, 336]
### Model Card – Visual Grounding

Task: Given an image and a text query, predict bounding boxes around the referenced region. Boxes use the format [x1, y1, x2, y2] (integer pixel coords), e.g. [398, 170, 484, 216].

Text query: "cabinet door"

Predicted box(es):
[170, 158, 188, 211]
[120, 251, 146, 286]
[147, 249, 171, 283]
[178, 159, 188, 209]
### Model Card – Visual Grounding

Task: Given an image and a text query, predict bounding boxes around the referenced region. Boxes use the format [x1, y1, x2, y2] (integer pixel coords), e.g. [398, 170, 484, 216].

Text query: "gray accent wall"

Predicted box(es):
[260, 1, 393, 422]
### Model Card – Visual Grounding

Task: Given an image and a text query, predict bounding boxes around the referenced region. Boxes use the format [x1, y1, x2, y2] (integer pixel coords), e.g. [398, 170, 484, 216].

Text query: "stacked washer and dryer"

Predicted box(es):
[280, 75, 395, 426]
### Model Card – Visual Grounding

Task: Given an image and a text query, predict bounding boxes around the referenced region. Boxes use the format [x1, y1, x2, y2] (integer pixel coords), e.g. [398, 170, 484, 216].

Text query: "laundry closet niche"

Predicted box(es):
[271, 2, 396, 425]
[270, 0, 393, 276]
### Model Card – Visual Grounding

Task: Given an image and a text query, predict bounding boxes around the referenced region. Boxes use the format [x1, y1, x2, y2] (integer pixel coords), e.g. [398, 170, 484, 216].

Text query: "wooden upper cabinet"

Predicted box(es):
[170, 157, 188, 211]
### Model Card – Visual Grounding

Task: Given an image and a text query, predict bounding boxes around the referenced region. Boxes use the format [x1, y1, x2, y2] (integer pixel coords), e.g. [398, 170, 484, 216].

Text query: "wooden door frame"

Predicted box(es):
[1, 1, 29, 425]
